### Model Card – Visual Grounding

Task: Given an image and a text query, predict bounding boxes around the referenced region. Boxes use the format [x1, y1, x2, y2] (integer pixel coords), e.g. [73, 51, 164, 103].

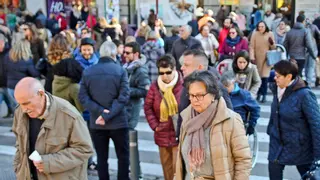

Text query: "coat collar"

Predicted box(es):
[99, 56, 117, 64]
[180, 97, 231, 129]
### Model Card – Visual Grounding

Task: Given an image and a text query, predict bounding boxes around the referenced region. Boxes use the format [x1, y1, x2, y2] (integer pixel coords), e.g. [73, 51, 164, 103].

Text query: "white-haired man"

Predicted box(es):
[171, 25, 203, 70]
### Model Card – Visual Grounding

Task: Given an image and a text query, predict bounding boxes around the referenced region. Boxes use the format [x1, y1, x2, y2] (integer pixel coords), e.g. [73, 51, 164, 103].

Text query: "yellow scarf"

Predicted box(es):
[158, 71, 179, 122]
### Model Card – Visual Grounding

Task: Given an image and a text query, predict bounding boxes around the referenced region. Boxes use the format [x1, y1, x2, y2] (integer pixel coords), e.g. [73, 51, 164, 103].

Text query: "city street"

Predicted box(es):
[0, 88, 319, 180]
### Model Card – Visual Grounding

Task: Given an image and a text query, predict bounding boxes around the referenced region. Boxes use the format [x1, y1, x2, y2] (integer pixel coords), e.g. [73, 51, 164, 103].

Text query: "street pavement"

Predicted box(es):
[0, 88, 320, 180]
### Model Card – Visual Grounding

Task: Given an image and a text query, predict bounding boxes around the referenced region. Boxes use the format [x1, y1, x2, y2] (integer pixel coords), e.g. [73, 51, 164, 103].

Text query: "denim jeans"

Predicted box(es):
[128, 99, 142, 130]
[296, 59, 306, 77]
[268, 161, 311, 180]
[91, 128, 130, 180]
[7, 88, 17, 109]
[0, 88, 15, 114]
[305, 54, 316, 86]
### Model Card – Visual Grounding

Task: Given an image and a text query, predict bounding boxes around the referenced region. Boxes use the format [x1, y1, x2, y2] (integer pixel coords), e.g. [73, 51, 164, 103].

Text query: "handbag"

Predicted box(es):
[266, 50, 282, 66]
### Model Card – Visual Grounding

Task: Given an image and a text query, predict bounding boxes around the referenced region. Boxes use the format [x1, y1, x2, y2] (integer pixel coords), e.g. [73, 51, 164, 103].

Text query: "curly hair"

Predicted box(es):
[9, 39, 33, 62]
[47, 34, 72, 65]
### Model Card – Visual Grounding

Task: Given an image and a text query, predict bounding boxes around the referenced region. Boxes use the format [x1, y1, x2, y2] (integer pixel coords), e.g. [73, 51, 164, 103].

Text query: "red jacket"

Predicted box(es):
[144, 73, 184, 147]
[56, 15, 67, 31]
[218, 27, 229, 52]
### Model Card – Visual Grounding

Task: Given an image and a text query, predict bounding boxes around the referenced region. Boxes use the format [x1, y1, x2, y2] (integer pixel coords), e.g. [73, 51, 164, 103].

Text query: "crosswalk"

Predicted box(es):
[1, 89, 320, 179]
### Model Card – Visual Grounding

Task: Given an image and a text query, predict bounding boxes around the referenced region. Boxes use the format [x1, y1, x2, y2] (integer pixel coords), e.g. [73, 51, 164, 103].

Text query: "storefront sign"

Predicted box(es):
[47, 0, 65, 14]
[220, 0, 240, 5]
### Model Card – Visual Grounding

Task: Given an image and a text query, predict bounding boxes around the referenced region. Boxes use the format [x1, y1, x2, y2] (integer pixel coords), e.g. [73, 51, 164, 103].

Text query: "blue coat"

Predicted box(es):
[6, 57, 40, 89]
[229, 84, 260, 127]
[79, 57, 130, 130]
[268, 77, 320, 165]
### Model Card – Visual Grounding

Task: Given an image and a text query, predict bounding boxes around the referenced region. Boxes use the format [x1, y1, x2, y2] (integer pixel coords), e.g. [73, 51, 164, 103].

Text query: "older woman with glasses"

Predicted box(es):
[175, 70, 251, 180]
[144, 55, 184, 180]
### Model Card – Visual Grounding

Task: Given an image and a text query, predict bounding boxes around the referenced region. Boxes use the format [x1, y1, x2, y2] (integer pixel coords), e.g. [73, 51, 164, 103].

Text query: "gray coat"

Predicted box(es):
[283, 22, 317, 60]
[229, 63, 261, 99]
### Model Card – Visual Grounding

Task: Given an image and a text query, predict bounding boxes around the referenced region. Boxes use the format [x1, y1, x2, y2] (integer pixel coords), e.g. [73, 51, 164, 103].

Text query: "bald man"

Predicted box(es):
[12, 77, 93, 180]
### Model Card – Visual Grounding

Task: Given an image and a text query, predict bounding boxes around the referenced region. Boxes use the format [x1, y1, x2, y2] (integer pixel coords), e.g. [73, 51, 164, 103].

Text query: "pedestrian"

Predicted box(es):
[142, 31, 165, 82]
[195, 24, 219, 66]
[110, 17, 123, 41]
[264, 6, 275, 29]
[74, 38, 99, 69]
[164, 26, 180, 53]
[218, 17, 233, 53]
[283, 15, 317, 77]
[20, 22, 46, 65]
[171, 25, 203, 70]
[148, 9, 156, 29]
[154, 18, 167, 39]
[268, 60, 320, 180]
[198, 9, 215, 31]
[249, 21, 276, 103]
[250, 4, 262, 31]
[6, 39, 40, 105]
[221, 71, 260, 136]
[144, 55, 183, 180]
[0, 36, 15, 117]
[216, 6, 228, 27]
[12, 77, 93, 180]
[175, 70, 252, 180]
[56, 11, 67, 31]
[227, 50, 261, 98]
[69, 3, 81, 30]
[187, 15, 199, 37]
[48, 34, 84, 112]
[113, 39, 125, 65]
[274, 20, 289, 45]
[176, 49, 233, 139]
[123, 41, 150, 130]
[219, 25, 248, 61]
[79, 41, 130, 180]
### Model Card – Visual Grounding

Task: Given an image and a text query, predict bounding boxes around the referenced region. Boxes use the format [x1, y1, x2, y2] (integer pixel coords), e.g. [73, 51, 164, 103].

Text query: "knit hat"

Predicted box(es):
[81, 38, 95, 47]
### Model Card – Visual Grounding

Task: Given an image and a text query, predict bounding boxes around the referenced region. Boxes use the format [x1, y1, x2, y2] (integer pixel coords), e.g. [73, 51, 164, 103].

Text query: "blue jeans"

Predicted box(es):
[0, 88, 15, 114]
[305, 55, 316, 86]
[7, 88, 17, 110]
[268, 161, 311, 180]
[127, 99, 142, 130]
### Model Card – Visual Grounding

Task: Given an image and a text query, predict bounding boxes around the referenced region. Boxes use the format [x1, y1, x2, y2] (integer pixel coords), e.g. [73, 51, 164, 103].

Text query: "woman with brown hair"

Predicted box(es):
[48, 34, 84, 112]
[20, 22, 46, 65]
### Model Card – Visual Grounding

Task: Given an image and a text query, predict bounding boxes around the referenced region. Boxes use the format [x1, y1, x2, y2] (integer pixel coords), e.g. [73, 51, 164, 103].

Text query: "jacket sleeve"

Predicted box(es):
[27, 60, 41, 77]
[78, 73, 105, 115]
[69, 83, 84, 112]
[130, 69, 151, 98]
[231, 114, 252, 180]
[101, 70, 130, 121]
[219, 82, 233, 110]
[302, 90, 320, 160]
[283, 34, 289, 57]
[305, 29, 317, 59]
[12, 115, 20, 173]
[42, 116, 94, 173]
[249, 32, 256, 60]
[210, 34, 219, 49]
[69, 59, 84, 83]
[144, 84, 159, 131]
[244, 91, 260, 127]
[38, 39, 46, 59]
[249, 66, 262, 98]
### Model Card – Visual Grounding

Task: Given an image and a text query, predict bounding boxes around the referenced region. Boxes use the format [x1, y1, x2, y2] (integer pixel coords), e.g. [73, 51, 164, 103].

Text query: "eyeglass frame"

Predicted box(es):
[187, 92, 209, 101]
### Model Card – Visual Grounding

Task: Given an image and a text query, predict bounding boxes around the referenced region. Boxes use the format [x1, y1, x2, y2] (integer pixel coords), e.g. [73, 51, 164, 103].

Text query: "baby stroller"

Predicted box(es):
[216, 58, 233, 75]
[266, 44, 287, 66]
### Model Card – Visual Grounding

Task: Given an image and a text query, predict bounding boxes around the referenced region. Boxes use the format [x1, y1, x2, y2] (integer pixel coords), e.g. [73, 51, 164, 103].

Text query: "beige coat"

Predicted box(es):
[12, 94, 93, 180]
[175, 98, 252, 180]
[249, 31, 276, 77]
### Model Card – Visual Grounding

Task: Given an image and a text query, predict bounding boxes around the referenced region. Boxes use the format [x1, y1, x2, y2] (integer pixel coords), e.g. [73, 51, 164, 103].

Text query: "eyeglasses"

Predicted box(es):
[187, 92, 209, 101]
[124, 51, 133, 55]
[258, 26, 265, 28]
[229, 32, 236, 35]
[159, 71, 173, 75]
[22, 28, 29, 31]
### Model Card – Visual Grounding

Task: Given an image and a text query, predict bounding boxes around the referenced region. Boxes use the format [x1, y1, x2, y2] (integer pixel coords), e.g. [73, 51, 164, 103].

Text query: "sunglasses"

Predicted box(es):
[124, 51, 133, 55]
[229, 32, 236, 35]
[159, 71, 173, 75]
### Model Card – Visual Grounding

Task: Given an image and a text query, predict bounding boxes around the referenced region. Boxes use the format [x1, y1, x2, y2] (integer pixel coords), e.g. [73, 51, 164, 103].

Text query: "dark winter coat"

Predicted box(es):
[164, 35, 180, 53]
[79, 57, 130, 130]
[52, 58, 84, 83]
[0, 47, 9, 87]
[171, 37, 203, 70]
[144, 73, 184, 147]
[283, 22, 317, 59]
[30, 38, 46, 65]
[142, 41, 165, 82]
[268, 77, 320, 165]
[6, 57, 40, 89]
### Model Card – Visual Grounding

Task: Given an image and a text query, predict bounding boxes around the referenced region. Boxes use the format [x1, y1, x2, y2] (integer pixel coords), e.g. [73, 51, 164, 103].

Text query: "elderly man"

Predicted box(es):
[79, 41, 130, 180]
[176, 49, 233, 139]
[171, 25, 203, 70]
[12, 77, 93, 180]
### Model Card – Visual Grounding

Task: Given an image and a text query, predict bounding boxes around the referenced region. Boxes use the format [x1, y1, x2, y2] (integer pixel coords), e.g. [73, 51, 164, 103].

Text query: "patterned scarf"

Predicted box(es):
[157, 71, 179, 122]
[185, 100, 218, 171]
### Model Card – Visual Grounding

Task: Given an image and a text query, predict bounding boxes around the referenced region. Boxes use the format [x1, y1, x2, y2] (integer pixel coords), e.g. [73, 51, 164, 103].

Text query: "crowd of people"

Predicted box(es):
[3, 2, 320, 180]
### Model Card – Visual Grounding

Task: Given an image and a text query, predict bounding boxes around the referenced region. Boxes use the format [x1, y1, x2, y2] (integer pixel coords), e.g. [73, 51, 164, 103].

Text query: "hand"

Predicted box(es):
[246, 125, 255, 136]
[95, 116, 105, 125]
[103, 109, 110, 113]
[268, 37, 274, 45]
[251, 59, 256, 64]
[33, 160, 44, 173]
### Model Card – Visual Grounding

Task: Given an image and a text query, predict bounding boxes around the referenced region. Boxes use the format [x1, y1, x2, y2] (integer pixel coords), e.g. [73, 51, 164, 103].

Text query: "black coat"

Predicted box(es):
[52, 58, 84, 83]
[164, 35, 179, 53]
[79, 57, 130, 130]
[30, 38, 46, 65]
[0, 47, 9, 87]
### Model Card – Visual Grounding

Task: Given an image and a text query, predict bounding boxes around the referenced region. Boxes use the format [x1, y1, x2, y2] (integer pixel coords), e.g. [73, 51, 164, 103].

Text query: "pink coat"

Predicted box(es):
[220, 37, 249, 57]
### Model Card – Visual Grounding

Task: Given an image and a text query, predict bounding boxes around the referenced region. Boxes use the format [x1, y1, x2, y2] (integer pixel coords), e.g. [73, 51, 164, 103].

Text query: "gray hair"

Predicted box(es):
[182, 24, 192, 33]
[184, 70, 220, 99]
[221, 71, 236, 87]
[99, 41, 117, 59]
